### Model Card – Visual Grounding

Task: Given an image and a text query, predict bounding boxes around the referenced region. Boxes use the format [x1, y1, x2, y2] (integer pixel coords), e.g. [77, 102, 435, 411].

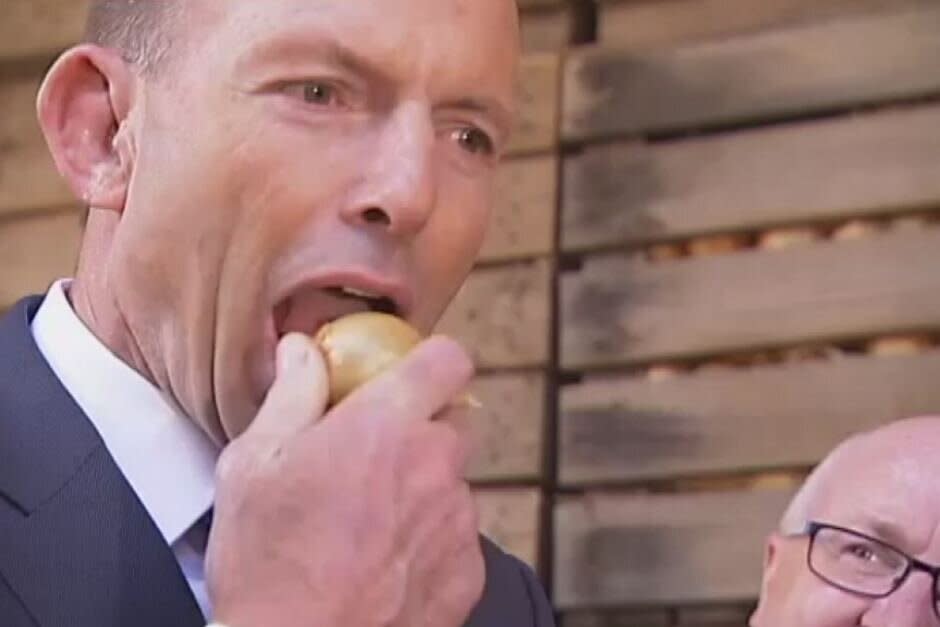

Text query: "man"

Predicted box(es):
[751, 416, 940, 627]
[0, 1, 554, 626]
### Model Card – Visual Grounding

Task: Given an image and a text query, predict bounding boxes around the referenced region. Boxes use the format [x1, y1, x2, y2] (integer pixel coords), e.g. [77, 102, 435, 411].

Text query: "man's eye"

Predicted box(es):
[284, 81, 339, 106]
[453, 127, 494, 156]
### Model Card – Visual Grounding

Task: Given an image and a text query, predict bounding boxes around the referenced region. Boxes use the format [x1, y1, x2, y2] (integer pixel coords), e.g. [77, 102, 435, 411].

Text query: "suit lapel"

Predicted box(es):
[0, 298, 204, 627]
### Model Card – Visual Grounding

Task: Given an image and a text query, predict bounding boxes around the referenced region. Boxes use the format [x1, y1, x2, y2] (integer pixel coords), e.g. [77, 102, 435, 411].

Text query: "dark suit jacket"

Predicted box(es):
[0, 297, 555, 627]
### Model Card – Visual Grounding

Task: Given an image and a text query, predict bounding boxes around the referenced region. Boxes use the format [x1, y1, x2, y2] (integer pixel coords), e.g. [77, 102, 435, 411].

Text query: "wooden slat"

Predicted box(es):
[561, 609, 672, 627]
[559, 351, 940, 485]
[561, 229, 940, 369]
[518, 0, 566, 9]
[475, 487, 542, 569]
[521, 5, 576, 53]
[562, 105, 940, 251]
[564, 6, 940, 142]
[597, 0, 929, 48]
[510, 53, 561, 155]
[1, 0, 89, 62]
[676, 605, 753, 626]
[554, 489, 794, 608]
[482, 155, 557, 262]
[439, 259, 552, 369]
[467, 371, 545, 483]
[0, 211, 82, 309]
[0, 76, 73, 216]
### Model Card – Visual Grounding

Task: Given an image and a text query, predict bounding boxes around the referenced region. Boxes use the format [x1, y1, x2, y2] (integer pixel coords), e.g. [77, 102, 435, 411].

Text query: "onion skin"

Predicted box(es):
[314, 312, 423, 406]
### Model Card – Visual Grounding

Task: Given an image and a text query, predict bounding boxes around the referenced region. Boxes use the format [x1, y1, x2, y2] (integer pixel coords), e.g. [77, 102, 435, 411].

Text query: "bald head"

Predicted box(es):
[84, 0, 179, 71]
[780, 416, 940, 533]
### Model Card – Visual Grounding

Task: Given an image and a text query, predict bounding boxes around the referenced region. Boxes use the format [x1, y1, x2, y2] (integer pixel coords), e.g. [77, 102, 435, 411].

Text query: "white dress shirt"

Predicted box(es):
[30, 280, 220, 619]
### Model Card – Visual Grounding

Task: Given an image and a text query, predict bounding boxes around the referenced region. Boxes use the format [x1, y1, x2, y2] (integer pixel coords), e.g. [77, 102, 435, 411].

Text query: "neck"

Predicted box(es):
[70, 211, 157, 386]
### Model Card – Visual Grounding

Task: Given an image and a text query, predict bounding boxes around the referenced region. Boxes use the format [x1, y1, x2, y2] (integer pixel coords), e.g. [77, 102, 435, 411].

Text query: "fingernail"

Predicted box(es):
[277, 335, 310, 373]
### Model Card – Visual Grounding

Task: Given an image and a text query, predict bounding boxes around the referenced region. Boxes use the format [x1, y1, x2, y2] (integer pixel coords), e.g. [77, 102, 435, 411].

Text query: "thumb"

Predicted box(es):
[237, 333, 330, 453]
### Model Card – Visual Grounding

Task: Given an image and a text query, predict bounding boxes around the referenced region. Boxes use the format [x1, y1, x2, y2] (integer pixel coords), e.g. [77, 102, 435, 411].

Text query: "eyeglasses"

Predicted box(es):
[789, 521, 940, 619]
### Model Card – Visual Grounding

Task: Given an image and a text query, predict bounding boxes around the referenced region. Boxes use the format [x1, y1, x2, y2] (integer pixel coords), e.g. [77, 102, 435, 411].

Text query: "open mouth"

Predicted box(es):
[272, 283, 405, 340]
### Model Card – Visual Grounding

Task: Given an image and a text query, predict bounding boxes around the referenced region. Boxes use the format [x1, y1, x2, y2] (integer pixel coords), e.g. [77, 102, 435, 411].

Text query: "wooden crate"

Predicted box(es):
[561, 105, 940, 252]
[1, 0, 90, 61]
[595, 0, 932, 49]
[564, 5, 940, 141]
[475, 486, 543, 569]
[554, 488, 794, 608]
[559, 351, 940, 486]
[561, 229, 940, 369]
[0, 211, 82, 309]
[467, 371, 546, 483]
[438, 258, 553, 369]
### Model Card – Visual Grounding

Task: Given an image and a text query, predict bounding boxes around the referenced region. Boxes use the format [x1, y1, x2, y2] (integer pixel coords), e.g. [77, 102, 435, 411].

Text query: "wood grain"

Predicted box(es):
[1, 0, 89, 62]
[0, 76, 74, 216]
[482, 154, 557, 262]
[562, 105, 940, 252]
[559, 351, 940, 485]
[467, 371, 546, 483]
[521, 4, 576, 53]
[439, 259, 552, 369]
[564, 6, 940, 141]
[475, 487, 543, 569]
[561, 229, 940, 369]
[0, 211, 82, 308]
[554, 489, 794, 608]
[510, 53, 561, 155]
[597, 0, 930, 48]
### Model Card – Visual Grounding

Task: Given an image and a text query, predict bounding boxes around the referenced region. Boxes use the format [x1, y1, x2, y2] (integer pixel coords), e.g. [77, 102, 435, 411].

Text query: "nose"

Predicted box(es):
[863, 570, 938, 627]
[340, 102, 436, 238]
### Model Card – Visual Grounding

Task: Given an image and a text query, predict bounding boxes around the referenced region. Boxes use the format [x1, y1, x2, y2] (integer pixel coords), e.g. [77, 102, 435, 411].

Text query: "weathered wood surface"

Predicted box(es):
[564, 6, 940, 141]
[554, 489, 794, 608]
[0, 76, 74, 216]
[597, 0, 930, 48]
[1, 0, 90, 62]
[467, 371, 546, 482]
[561, 229, 940, 369]
[476, 487, 543, 569]
[0, 211, 82, 308]
[562, 105, 940, 252]
[561, 609, 672, 627]
[521, 4, 576, 53]
[440, 259, 552, 369]
[559, 351, 940, 485]
[510, 53, 561, 155]
[483, 154, 557, 262]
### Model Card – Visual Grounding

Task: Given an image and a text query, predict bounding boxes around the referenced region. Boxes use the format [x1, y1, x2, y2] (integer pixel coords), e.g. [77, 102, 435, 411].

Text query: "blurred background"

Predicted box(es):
[3, 0, 940, 624]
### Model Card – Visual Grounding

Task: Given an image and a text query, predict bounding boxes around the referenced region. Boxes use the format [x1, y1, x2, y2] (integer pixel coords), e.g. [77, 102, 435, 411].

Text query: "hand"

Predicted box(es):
[206, 333, 485, 627]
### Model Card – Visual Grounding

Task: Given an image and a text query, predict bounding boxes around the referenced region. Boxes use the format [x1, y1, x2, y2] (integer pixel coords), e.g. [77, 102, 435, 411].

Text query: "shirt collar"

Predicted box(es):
[30, 280, 219, 546]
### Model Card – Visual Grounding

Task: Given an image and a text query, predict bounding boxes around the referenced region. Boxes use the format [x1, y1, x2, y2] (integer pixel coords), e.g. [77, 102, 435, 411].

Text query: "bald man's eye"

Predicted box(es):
[283, 81, 341, 107]
[452, 127, 494, 157]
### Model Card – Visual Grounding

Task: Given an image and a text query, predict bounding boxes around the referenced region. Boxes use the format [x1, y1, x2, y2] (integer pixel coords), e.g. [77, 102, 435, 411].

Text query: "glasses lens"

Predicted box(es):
[809, 526, 907, 596]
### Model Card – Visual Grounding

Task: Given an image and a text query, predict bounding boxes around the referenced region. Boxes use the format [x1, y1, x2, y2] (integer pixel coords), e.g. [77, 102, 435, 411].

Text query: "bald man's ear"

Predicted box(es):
[750, 534, 782, 627]
[36, 44, 135, 213]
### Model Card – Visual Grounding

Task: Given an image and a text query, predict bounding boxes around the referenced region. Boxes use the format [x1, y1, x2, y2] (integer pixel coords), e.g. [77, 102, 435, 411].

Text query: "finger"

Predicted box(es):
[237, 333, 330, 454]
[331, 335, 474, 427]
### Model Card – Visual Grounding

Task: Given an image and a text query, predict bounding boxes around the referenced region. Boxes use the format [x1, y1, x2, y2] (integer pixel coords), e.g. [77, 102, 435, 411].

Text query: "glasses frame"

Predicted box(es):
[790, 521, 940, 619]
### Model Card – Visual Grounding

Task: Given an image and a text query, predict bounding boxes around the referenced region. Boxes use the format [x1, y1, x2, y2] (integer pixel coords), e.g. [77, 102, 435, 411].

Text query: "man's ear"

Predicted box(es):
[749, 533, 783, 626]
[36, 44, 136, 213]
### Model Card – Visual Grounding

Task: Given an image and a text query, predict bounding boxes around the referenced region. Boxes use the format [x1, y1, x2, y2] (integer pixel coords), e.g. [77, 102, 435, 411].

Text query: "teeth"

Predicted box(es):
[339, 286, 383, 300]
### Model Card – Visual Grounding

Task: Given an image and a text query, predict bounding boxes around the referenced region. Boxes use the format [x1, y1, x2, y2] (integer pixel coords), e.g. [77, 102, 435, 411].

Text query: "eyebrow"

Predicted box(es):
[239, 33, 515, 138]
[857, 516, 913, 550]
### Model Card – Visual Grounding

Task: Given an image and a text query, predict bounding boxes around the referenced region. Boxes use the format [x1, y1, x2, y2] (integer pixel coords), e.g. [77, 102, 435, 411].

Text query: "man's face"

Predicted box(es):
[751, 429, 940, 627]
[108, 0, 519, 440]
